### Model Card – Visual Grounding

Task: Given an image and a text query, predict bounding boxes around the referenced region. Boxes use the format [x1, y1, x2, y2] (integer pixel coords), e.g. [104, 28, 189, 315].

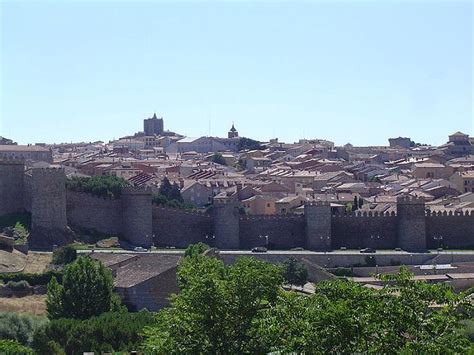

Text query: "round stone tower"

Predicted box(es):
[213, 195, 240, 249]
[0, 158, 25, 216]
[304, 201, 332, 251]
[397, 195, 426, 251]
[30, 166, 70, 248]
[121, 187, 153, 248]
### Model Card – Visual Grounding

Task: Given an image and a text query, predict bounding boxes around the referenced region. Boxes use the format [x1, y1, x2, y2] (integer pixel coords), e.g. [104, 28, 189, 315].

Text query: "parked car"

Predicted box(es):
[134, 246, 148, 252]
[360, 247, 376, 254]
[252, 247, 268, 253]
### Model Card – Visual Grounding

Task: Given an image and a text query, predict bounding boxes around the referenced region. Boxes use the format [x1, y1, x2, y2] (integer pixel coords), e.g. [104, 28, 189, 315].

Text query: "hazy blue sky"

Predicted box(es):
[1, 0, 472, 146]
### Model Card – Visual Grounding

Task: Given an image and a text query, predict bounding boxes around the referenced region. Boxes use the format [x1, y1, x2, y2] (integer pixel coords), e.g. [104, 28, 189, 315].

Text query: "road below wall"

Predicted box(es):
[76, 249, 474, 267]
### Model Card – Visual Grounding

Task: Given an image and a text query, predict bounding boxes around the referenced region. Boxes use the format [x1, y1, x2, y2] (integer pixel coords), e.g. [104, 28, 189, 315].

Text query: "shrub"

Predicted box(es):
[6, 280, 31, 291]
[32, 311, 155, 355]
[0, 339, 34, 354]
[0, 212, 31, 231]
[365, 255, 377, 267]
[184, 242, 210, 258]
[0, 312, 47, 346]
[52, 244, 77, 265]
[331, 268, 355, 277]
[0, 271, 63, 286]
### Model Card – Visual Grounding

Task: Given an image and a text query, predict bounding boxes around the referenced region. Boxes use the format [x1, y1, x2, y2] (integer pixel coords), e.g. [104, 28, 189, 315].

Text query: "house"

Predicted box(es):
[312, 171, 355, 191]
[91, 254, 181, 311]
[241, 195, 276, 215]
[258, 181, 291, 198]
[181, 181, 213, 207]
[275, 195, 308, 214]
[176, 136, 239, 153]
[413, 163, 454, 179]
[245, 157, 272, 173]
[0, 144, 53, 163]
[450, 171, 474, 193]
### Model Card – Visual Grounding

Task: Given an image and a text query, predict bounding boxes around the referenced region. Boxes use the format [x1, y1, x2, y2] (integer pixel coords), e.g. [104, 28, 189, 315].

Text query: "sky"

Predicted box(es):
[0, 0, 472, 146]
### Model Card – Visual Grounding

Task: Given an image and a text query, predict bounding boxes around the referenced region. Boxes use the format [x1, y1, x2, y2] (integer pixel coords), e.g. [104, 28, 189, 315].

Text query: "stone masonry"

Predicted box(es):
[0, 159, 473, 250]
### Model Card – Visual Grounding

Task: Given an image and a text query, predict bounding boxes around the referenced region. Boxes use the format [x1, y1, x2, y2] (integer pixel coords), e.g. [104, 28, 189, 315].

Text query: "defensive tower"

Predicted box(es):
[29, 166, 70, 248]
[397, 195, 427, 251]
[0, 158, 25, 215]
[304, 200, 332, 251]
[121, 187, 153, 248]
[213, 195, 240, 249]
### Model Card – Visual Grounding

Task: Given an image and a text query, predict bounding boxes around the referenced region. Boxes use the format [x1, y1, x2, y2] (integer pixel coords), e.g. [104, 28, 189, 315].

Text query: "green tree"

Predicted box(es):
[353, 196, 358, 211]
[0, 312, 47, 347]
[159, 176, 173, 198]
[66, 176, 128, 199]
[237, 137, 263, 151]
[52, 244, 77, 265]
[260, 267, 473, 354]
[46, 256, 117, 320]
[168, 182, 184, 203]
[0, 339, 34, 354]
[184, 242, 210, 258]
[143, 258, 473, 354]
[32, 311, 154, 355]
[211, 152, 227, 166]
[142, 255, 283, 354]
[282, 257, 308, 288]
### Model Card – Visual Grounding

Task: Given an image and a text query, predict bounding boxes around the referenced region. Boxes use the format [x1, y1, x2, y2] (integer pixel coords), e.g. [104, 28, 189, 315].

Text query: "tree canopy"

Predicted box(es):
[153, 177, 194, 209]
[211, 152, 227, 166]
[237, 137, 263, 151]
[66, 175, 128, 199]
[46, 256, 121, 320]
[143, 253, 474, 354]
[142, 255, 283, 354]
[282, 257, 308, 288]
[32, 311, 154, 355]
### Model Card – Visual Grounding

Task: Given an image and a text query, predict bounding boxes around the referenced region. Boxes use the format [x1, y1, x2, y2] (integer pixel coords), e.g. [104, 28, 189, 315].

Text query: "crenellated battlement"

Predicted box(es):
[332, 211, 397, 218]
[396, 195, 425, 204]
[426, 210, 473, 217]
[0, 159, 473, 251]
[240, 214, 304, 221]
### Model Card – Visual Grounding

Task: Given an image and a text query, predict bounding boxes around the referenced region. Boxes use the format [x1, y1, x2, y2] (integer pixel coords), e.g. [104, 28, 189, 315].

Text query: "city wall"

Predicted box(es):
[66, 191, 122, 236]
[152, 207, 213, 248]
[239, 215, 305, 249]
[426, 211, 474, 249]
[0, 159, 473, 250]
[331, 213, 398, 249]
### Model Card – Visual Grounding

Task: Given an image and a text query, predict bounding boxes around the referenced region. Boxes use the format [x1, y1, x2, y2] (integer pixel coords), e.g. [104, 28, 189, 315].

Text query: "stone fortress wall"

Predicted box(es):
[1, 159, 473, 251]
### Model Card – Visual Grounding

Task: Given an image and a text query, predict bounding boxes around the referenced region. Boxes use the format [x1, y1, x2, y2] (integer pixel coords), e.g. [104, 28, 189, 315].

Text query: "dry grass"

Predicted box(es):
[23, 252, 52, 273]
[0, 295, 47, 316]
[0, 250, 26, 273]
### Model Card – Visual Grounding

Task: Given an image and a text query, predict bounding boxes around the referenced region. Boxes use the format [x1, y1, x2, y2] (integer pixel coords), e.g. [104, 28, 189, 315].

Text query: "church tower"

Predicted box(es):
[228, 123, 239, 138]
